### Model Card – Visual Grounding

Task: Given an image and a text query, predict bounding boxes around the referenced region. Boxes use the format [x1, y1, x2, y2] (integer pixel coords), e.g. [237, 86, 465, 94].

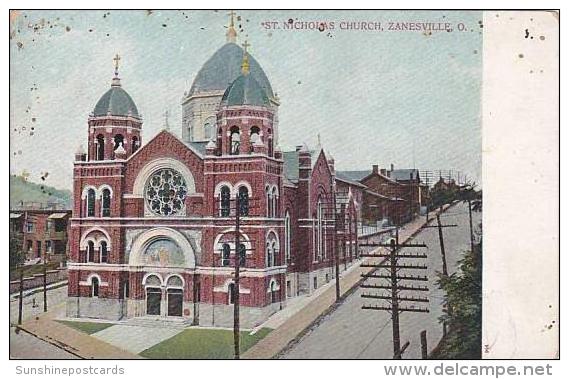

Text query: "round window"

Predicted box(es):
[145, 169, 188, 216]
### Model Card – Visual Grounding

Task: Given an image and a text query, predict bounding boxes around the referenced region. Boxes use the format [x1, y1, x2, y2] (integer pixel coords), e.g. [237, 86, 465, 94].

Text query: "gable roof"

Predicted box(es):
[336, 170, 371, 182]
[127, 129, 204, 162]
[335, 172, 367, 188]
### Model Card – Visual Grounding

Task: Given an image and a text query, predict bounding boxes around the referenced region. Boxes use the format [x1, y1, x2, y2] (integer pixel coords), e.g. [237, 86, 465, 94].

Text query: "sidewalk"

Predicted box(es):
[19, 303, 141, 359]
[10, 280, 68, 299]
[243, 206, 450, 359]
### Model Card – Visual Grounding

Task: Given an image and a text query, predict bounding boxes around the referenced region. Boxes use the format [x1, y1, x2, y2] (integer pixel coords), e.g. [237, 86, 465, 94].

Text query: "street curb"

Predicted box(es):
[12, 325, 84, 359]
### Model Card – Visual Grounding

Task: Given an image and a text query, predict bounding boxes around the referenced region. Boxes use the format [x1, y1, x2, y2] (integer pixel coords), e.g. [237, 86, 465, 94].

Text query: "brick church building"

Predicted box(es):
[67, 19, 362, 327]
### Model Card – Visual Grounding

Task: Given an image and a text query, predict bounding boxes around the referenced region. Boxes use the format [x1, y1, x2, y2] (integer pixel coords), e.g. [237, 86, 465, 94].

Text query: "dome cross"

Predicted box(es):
[113, 54, 121, 77]
[226, 10, 237, 43]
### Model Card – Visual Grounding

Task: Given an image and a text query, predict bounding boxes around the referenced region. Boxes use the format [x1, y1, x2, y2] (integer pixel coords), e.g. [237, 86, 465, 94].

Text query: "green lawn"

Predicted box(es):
[140, 328, 272, 359]
[56, 320, 115, 335]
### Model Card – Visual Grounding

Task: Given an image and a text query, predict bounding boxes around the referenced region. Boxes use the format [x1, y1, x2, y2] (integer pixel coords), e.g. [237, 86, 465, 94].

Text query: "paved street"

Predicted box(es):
[283, 202, 481, 359]
[10, 284, 68, 324]
[10, 326, 78, 359]
[9, 284, 73, 359]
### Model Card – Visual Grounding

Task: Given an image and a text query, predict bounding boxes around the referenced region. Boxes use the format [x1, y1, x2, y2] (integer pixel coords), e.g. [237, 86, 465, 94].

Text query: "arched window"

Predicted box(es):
[272, 187, 278, 217]
[132, 136, 140, 154]
[271, 240, 278, 266]
[87, 241, 95, 263]
[317, 197, 323, 261]
[87, 189, 96, 217]
[238, 186, 249, 216]
[285, 211, 291, 263]
[91, 277, 99, 297]
[96, 135, 105, 160]
[228, 283, 235, 304]
[266, 186, 272, 218]
[221, 243, 231, 266]
[250, 126, 260, 153]
[267, 128, 273, 157]
[266, 233, 279, 267]
[266, 242, 273, 268]
[167, 275, 183, 288]
[230, 126, 240, 155]
[113, 134, 124, 151]
[220, 186, 231, 217]
[145, 274, 162, 287]
[216, 127, 223, 156]
[101, 188, 111, 217]
[100, 241, 108, 263]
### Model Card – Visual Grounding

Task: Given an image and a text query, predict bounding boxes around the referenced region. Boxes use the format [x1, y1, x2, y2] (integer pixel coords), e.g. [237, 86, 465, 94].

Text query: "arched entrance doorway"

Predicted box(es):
[143, 274, 185, 318]
[166, 275, 183, 317]
[129, 228, 197, 320]
[144, 274, 162, 316]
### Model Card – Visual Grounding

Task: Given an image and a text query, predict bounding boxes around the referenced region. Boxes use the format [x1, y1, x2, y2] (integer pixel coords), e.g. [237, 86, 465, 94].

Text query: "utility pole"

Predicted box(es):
[332, 194, 341, 302]
[233, 195, 241, 360]
[468, 198, 475, 253]
[360, 238, 429, 359]
[420, 330, 428, 359]
[18, 264, 24, 325]
[214, 195, 260, 359]
[43, 248, 47, 312]
[425, 215, 457, 277]
[436, 215, 448, 277]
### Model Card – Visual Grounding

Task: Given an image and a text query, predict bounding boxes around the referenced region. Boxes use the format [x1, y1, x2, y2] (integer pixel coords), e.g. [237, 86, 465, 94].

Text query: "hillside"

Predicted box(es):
[10, 175, 72, 209]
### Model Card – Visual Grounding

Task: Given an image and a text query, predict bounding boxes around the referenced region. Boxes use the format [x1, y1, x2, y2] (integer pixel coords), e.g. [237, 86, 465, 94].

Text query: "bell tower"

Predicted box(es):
[212, 41, 277, 158]
[87, 54, 143, 161]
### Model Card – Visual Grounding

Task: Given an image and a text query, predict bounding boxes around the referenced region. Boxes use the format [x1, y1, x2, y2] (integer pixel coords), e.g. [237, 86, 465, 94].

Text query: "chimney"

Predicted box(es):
[372, 164, 379, 174]
[295, 145, 303, 152]
[390, 163, 394, 172]
[380, 168, 386, 176]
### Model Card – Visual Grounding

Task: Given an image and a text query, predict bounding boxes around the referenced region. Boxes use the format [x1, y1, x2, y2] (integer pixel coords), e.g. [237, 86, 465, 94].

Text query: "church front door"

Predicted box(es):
[146, 287, 161, 316]
[167, 288, 183, 317]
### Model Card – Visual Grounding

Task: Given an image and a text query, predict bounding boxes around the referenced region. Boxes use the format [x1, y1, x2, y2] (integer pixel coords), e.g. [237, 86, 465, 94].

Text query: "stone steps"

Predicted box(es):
[120, 317, 192, 330]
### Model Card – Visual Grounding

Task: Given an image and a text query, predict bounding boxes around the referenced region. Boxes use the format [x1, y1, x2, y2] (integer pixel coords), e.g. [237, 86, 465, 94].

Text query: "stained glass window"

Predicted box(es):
[145, 169, 188, 216]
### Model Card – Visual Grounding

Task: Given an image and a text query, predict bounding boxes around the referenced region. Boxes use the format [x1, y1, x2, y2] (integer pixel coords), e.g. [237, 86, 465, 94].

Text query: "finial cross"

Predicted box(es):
[228, 10, 236, 26]
[113, 54, 121, 75]
[242, 40, 250, 53]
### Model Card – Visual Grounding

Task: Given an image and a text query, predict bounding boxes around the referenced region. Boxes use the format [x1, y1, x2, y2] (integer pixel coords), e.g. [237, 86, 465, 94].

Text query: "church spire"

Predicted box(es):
[241, 40, 250, 75]
[111, 53, 121, 87]
[226, 10, 237, 43]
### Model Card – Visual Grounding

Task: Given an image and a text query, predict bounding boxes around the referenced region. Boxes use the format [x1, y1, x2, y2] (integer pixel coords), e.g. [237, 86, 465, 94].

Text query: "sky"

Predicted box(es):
[9, 10, 482, 191]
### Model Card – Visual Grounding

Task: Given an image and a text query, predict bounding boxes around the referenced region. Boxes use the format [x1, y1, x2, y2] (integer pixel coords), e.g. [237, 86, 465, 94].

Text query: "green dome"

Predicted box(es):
[221, 73, 270, 107]
[93, 81, 139, 117]
[189, 42, 274, 99]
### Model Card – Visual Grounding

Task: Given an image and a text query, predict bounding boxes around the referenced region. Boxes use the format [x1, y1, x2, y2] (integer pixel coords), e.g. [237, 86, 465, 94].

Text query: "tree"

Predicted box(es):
[10, 232, 25, 269]
[457, 182, 482, 212]
[435, 235, 482, 359]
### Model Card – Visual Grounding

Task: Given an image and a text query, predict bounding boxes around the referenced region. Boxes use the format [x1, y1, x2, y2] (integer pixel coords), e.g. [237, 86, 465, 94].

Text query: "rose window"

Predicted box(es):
[145, 169, 188, 216]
